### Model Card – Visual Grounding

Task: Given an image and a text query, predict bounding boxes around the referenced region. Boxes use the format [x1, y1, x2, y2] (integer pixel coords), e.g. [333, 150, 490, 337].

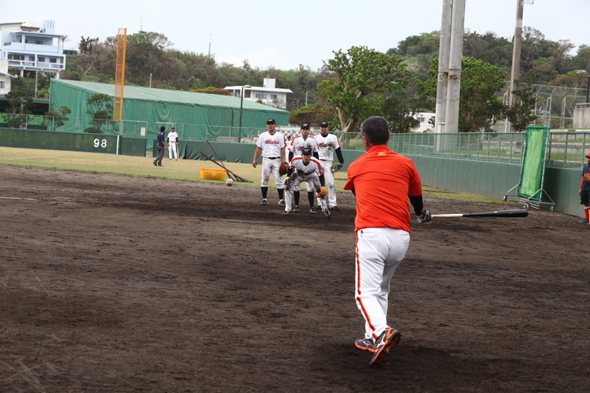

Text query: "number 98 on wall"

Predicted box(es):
[93, 139, 107, 148]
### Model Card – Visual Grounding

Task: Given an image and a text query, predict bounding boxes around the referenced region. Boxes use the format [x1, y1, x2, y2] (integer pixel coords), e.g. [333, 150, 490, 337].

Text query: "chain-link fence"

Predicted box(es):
[385, 131, 590, 168]
[493, 83, 588, 132]
[0, 114, 148, 136]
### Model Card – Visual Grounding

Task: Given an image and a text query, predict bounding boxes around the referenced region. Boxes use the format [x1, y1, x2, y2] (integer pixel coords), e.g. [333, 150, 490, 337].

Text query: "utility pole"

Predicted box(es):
[444, 0, 466, 134]
[435, 0, 452, 133]
[509, 0, 525, 108]
[208, 34, 212, 58]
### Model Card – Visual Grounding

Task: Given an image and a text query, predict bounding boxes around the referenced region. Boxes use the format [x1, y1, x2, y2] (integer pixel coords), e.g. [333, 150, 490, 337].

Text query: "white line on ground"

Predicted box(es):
[0, 197, 37, 201]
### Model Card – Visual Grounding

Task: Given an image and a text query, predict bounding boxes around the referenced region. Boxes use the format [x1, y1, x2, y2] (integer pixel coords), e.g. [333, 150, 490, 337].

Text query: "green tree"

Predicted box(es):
[505, 75, 540, 131]
[423, 57, 507, 132]
[4, 90, 34, 128]
[45, 104, 72, 130]
[288, 104, 336, 126]
[318, 46, 411, 132]
[381, 92, 421, 134]
[85, 93, 113, 133]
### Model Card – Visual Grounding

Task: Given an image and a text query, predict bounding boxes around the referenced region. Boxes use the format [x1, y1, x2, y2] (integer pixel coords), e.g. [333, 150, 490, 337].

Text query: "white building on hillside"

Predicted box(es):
[0, 70, 16, 95]
[412, 112, 436, 133]
[225, 78, 293, 110]
[0, 20, 66, 81]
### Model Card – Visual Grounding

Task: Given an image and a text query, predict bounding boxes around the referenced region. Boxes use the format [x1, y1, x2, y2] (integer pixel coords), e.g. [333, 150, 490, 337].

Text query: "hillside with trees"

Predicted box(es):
[7, 28, 590, 132]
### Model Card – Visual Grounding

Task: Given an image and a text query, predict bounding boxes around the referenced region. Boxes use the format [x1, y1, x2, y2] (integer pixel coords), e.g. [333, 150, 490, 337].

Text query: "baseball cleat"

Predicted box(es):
[153, 161, 157, 166]
[293, 205, 299, 212]
[158, 164, 163, 167]
[309, 208, 317, 214]
[578, 219, 589, 223]
[323, 209, 331, 218]
[278, 199, 285, 206]
[370, 328, 401, 368]
[282, 211, 291, 216]
[330, 206, 340, 210]
[316, 206, 322, 210]
[355, 338, 376, 352]
[260, 198, 268, 206]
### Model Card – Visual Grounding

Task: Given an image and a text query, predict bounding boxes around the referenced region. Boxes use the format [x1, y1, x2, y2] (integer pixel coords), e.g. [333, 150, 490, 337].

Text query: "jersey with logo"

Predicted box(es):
[344, 144, 422, 234]
[289, 156, 324, 177]
[168, 131, 178, 143]
[257, 131, 286, 158]
[291, 136, 318, 157]
[314, 133, 340, 161]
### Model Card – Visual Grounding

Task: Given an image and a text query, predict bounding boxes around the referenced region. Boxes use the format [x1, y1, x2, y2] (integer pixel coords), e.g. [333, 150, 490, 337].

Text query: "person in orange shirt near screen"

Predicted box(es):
[344, 116, 431, 368]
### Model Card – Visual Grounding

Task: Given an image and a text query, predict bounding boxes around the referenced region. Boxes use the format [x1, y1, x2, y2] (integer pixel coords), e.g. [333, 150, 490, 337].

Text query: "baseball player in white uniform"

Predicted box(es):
[314, 121, 344, 209]
[282, 148, 329, 217]
[252, 118, 287, 206]
[288, 123, 320, 213]
[167, 126, 179, 161]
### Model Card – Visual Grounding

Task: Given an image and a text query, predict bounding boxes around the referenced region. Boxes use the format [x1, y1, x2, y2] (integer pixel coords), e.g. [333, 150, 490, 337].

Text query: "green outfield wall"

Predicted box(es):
[0, 128, 146, 157]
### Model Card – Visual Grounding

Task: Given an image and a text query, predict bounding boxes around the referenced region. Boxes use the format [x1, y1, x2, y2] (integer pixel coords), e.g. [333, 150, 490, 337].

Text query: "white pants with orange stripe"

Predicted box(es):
[355, 227, 410, 341]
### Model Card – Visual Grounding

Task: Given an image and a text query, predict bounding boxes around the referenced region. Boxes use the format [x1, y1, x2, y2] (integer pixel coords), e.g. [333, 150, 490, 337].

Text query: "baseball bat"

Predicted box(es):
[431, 209, 528, 218]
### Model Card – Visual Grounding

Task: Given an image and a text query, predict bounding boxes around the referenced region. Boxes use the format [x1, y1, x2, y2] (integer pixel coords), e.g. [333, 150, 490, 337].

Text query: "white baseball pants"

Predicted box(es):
[261, 158, 284, 188]
[284, 174, 326, 212]
[168, 143, 178, 160]
[355, 227, 410, 340]
[317, 160, 337, 208]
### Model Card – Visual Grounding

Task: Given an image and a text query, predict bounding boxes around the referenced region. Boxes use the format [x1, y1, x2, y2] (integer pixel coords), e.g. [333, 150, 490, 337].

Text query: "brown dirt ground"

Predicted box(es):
[0, 164, 588, 393]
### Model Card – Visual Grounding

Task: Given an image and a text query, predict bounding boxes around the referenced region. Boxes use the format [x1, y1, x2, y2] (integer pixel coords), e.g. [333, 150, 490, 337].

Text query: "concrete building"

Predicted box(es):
[225, 78, 293, 110]
[0, 66, 16, 95]
[412, 112, 436, 133]
[0, 20, 66, 81]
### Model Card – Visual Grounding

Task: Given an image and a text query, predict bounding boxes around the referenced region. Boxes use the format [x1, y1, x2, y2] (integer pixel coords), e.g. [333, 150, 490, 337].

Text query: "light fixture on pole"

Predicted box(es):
[577, 70, 589, 104]
[238, 85, 251, 143]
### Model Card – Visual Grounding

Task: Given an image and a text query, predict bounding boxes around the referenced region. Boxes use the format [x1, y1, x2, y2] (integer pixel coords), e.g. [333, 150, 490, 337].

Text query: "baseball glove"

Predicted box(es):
[331, 163, 343, 173]
[279, 161, 289, 176]
[315, 186, 328, 198]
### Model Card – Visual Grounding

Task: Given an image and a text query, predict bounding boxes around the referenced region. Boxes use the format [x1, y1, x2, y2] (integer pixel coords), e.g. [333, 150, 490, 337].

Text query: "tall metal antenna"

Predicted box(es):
[140, 16, 142, 31]
[208, 34, 212, 58]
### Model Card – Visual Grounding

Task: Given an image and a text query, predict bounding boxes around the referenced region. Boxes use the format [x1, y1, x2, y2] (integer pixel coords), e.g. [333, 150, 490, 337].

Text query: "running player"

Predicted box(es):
[282, 148, 329, 217]
[344, 116, 430, 367]
[252, 118, 288, 206]
[314, 121, 344, 210]
[289, 123, 319, 213]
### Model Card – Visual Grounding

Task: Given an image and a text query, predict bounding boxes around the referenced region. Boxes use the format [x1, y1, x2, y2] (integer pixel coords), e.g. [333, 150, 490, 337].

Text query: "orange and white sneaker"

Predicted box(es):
[369, 328, 401, 368]
[355, 338, 375, 352]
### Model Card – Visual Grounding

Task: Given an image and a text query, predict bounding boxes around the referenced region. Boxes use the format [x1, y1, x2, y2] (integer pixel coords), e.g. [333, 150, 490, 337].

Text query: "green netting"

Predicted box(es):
[518, 126, 549, 201]
[49, 80, 290, 149]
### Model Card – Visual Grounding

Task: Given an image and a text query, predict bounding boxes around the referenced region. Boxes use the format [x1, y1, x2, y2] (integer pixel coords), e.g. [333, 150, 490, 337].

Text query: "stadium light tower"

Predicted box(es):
[238, 85, 252, 143]
[577, 70, 589, 104]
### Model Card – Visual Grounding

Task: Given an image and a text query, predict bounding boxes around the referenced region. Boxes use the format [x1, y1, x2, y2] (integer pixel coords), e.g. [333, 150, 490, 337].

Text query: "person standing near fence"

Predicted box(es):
[578, 152, 590, 223]
[168, 126, 179, 161]
[153, 126, 168, 167]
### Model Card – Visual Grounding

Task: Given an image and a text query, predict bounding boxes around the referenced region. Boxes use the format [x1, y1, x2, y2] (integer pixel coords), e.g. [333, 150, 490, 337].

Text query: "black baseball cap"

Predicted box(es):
[267, 118, 276, 124]
[320, 121, 329, 127]
[301, 123, 310, 129]
[302, 147, 312, 156]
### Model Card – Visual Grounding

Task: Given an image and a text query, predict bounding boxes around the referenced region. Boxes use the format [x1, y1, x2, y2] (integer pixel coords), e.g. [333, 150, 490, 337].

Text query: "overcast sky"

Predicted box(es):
[4, 0, 589, 71]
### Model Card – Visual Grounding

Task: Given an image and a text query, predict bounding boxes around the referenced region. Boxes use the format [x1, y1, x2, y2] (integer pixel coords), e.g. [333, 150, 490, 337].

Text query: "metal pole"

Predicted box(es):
[587, 75, 589, 104]
[435, 0, 452, 134]
[239, 86, 244, 143]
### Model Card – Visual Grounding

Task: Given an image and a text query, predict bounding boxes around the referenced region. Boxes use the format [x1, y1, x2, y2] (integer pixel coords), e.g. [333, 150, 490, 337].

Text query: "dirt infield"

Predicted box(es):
[1, 164, 588, 392]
